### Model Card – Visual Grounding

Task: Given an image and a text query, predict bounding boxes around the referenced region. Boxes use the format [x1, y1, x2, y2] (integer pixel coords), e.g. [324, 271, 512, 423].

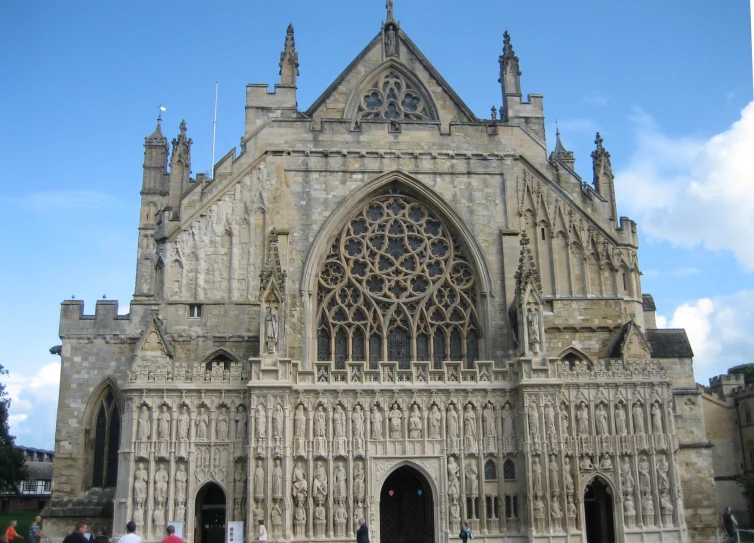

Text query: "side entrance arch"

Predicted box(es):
[195, 483, 226, 543]
[380, 465, 434, 543]
[584, 477, 616, 543]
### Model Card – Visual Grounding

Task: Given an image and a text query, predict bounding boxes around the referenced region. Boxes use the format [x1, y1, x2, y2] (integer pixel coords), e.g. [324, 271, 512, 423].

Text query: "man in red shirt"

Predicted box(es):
[161, 526, 182, 543]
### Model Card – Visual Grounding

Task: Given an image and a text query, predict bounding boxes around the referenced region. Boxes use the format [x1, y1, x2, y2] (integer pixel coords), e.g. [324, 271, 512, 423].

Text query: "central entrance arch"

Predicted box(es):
[584, 477, 616, 543]
[195, 483, 226, 543]
[380, 465, 434, 543]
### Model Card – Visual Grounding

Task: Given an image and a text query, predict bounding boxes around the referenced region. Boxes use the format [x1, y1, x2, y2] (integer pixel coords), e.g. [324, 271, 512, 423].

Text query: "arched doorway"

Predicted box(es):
[584, 477, 615, 543]
[380, 466, 434, 543]
[195, 483, 226, 543]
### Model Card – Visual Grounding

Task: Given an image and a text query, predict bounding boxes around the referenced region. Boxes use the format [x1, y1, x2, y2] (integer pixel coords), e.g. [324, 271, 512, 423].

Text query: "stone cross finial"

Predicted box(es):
[491, 106, 497, 120]
[386, 0, 394, 21]
[595, 132, 604, 150]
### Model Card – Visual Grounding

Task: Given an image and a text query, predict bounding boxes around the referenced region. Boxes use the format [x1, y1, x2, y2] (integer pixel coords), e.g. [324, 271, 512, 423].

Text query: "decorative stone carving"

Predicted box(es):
[153, 505, 165, 530]
[638, 455, 651, 490]
[464, 404, 477, 451]
[595, 403, 609, 435]
[564, 457, 574, 493]
[133, 462, 148, 507]
[660, 489, 674, 526]
[624, 493, 636, 528]
[465, 460, 478, 496]
[265, 306, 278, 354]
[236, 405, 247, 443]
[642, 491, 655, 527]
[559, 403, 569, 436]
[576, 403, 589, 436]
[527, 306, 541, 355]
[312, 461, 328, 504]
[447, 457, 460, 502]
[353, 404, 365, 454]
[551, 496, 563, 532]
[175, 464, 187, 502]
[334, 462, 347, 500]
[548, 455, 559, 493]
[272, 459, 283, 500]
[651, 403, 663, 434]
[532, 456, 543, 495]
[409, 405, 422, 439]
[253, 459, 265, 502]
[256, 404, 267, 440]
[615, 404, 627, 435]
[621, 457, 635, 493]
[633, 402, 646, 435]
[292, 462, 308, 504]
[428, 405, 442, 439]
[157, 406, 171, 457]
[447, 405, 459, 453]
[657, 455, 670, 491]
[175, 503, 186, 523]
[314, 503, 326, 537]
[196, 407, 209, 441]
[272, 403, 284, 440]
[371, 405, 384, 440]
[137, 406, 150, 457]
[600, 454, 613, 470]
[353, 461, 366, 503]
[389, 403, 402, 439]
[544, 402, 556, 437]
[333, 405, 347, 455]
[294, 404, 306, 456]
[271, 503, 283, 536]
[217, 407, 229, 441]
[154, 463, 169, 507]
[294, 503, 306, 537]
[234, 465, 246, 515]
[533, 496, 545, 532]
[177, 406, 190, 458]
[502, 402, 516, 453]
[314, 405, 328, 456]
[579, 455, 593, 471]
[566, 494, 577, 530]
[334, 503, 348, 536]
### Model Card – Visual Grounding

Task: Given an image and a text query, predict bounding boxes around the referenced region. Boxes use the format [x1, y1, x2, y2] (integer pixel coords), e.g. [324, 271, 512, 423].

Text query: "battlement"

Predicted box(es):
[709, 372, 746, 399]
[730, 382, 754, 398]
[59, 300, 135, 336]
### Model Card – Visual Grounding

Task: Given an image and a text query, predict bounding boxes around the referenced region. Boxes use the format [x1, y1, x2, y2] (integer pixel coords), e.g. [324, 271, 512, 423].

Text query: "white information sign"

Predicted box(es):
[227, 521, 244, 543]
[168, 521, 185, 541]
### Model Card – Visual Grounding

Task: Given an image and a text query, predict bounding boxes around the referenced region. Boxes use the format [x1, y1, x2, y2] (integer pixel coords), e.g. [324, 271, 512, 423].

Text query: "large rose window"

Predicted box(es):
[354, 71, 430, 131]
[316, 190, 480, 369]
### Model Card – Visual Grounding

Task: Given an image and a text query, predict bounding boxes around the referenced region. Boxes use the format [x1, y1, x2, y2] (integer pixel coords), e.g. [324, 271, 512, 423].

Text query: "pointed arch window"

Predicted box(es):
[503, 459, 516, 480]
[91, 389, 120, 488]
[315, 189, 481, 368]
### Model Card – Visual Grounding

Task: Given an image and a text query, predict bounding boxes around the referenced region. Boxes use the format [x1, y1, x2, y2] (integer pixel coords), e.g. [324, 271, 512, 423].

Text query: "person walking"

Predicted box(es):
[459, 520, 473, 543]
[29, 517, 42, 543]
[117, 522, 141, 543]
[5, 521, 24, 543]
[356, 519, 369, 543]
[62, 523, 89, 543]
[160, 525, 182, 543]
[252, 521, 267, 543]
[93, 527, 110, 543]
[722, 507, 738, 542]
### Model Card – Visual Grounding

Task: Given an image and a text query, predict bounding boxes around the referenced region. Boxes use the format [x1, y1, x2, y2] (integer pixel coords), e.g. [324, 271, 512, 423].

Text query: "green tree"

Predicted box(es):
[0, 363, 28, 492]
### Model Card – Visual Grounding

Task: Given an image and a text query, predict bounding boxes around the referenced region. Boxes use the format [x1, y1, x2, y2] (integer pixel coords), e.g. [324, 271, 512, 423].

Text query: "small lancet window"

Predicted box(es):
[91, 389, 120, 488]
[503, 459, 516, 480]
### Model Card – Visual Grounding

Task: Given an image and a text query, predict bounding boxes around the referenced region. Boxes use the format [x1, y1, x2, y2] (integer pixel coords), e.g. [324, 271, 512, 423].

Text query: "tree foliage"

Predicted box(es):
[728, 363, 754, 385]
[0, 363, 28, 493]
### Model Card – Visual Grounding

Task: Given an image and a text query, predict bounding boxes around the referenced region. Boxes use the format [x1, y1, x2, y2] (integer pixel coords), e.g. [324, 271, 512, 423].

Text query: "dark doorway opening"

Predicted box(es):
[584, 478, 615, 543]
[196, 483, 226, 543]
[380, 465, 434, 543]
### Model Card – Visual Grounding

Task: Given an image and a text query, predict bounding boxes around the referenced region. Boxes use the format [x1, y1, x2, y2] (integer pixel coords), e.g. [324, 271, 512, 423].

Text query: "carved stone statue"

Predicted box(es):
[564, 457, 574, 493]
[528, 401, 540, 437]
[251, 459, 264, 502]
[333, 462, 347, 500]
[527, 306, 541, 354]
[633, 403, 645, 434]
[600, 454, 613, 470]
[595, 403, 609, 436]
[133, 463, 148, 505]
[638, 456, 651, 490]
[549, 456, 559, 492]
[154, 463, 169, 504]
[294, 404, 306, 455]
[256, 404, 267, 439]
[272, 403, 284, 439]
[353, 462, 366, 501]
[532, 456, 543, 494]
[371, 405, 384, 440]
[353, 404, 365, 452]
[265, 307, 278, 354]
[178, 406, 190, 441]
[271, 504, 283, 535]
[657, 455, 670, 491]
[138, 406, 150, 441]
[234, 465, 246, 498]
[196, 407, 209, 440]
[621, 457, 635, 492]
[429, 405, 442, 439]
[559, 403, 569, 435]
[153, 505, 164, 528]
[175, 464, 187, 501]
[175, 503, 186, 523]
[314, 405, 327, 455]
[502, 403, 515, 439]
[464, 460, 479, 496]
[385, 26, 396, 56]
[409, 405, 422, 439]
[651, 403, 663, 434]
[447, 406, 459, 437]
[533, 496, 545, 532]
[236, 406, 247, 442]
[483, 405, 496, 437]
[579, 455, 593, 471]
[544, 402, 556, 437]
[642, 492, 655, 525]
[272, 459, 283, 500]
[216, 407, 229, 441]
[464, 404, 477, 442]
[333, 405, 347, 454]
[157, 406, 171, 457]
[312, 461, 328, 503]
[576, 403, 589, 436]
[447, 457, 460, 501]
[615, 404, 627, 435]
[292, 462, 308, 503]
[389, 403, 402, 439]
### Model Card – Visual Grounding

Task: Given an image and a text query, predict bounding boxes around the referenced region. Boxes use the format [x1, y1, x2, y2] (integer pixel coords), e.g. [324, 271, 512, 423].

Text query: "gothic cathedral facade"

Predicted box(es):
[46, 11, 718, 543]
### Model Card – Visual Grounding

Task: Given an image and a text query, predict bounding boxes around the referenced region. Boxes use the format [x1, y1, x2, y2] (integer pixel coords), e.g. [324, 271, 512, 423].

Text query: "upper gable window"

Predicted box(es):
[355, 71, 432, 131]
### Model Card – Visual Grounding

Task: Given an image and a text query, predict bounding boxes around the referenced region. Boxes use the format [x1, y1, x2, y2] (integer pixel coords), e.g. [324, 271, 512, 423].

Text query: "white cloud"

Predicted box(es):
[3, 362, 61, 449]
[657, 290, 754, 383]
[615, 101, 754, 270]
[581, 89, 610, 107]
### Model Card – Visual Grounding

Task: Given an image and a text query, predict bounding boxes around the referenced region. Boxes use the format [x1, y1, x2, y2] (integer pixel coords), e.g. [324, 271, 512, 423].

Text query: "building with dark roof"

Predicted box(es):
[0, 445, 54, 512]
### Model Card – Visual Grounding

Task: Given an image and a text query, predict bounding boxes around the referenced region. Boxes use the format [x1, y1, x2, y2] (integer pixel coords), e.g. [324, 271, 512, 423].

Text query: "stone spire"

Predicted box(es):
[591, 132, 618, 222]
[549, 123, 575, 169]
[168, 120, 193, 218]
[499, 31, 522, 96]
[279, 24, 299, 86]
[514, 231, 542, 295]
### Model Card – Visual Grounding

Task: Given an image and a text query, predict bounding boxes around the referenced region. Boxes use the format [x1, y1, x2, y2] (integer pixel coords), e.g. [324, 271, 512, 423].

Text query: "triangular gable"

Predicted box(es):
[137, 311, 173, 358]
[305, 28, 476, 127]
[606, 319, 651, 360]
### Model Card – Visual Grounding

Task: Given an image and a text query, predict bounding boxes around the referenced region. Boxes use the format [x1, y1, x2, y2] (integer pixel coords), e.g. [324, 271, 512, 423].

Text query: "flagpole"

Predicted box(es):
[211, 82, 218, 179]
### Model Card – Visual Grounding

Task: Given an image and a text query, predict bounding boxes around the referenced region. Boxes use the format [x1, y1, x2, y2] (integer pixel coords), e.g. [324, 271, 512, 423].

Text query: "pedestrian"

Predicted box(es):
[722, 507, 738, 542]
[29, 517, 42, 543]
[6, 521, 25, 542]
[62, 523, 89, 543]
[459, 520, 473, 543]
[356, 518, 369, 543]
[117, 523, 141, 543]
[252, 521, 267, 543]
[160, 526, 182, 543]
[93, 527, 110, 543]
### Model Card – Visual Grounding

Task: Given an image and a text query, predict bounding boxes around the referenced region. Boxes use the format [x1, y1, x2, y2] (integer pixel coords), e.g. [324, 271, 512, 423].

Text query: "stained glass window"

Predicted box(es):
[91, 389, 120, 488]
[92, 406, 107, 487]
[503, 459, 515, 480]
[317, 328, 331, 361]
[466, 330, 479, 369]
[484, 459, 497, 480]
[416, 334, 429, 361]
[388, 327, 410, 368]
[433, 331, 446, 369]
[335, 329, 348, 369]
[450, 329, 463, 360]
[352, 329, 365, 361]
[369, 335, 382, 369]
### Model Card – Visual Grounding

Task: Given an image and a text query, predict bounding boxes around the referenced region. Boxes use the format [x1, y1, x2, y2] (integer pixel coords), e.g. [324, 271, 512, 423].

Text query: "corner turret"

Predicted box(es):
[591, 132, 618, 222]
[279, 24, 299, 87]
[167, 120, 193, 219]
[135, 117, 169, 299]
[498, 31, 544, 140]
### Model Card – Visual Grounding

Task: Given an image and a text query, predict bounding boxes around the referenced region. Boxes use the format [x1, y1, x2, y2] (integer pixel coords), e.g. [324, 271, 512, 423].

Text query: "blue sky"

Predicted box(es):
[0, 1, 752, 449]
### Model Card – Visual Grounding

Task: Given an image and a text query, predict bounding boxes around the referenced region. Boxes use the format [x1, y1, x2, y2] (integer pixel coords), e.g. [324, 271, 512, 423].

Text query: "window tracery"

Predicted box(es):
[316, 190, 480, 368]
[354, 71, 432, 131]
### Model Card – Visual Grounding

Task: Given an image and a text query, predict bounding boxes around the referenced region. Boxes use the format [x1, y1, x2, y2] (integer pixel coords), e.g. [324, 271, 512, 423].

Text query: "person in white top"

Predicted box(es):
[253, 520, 267, 543]
[118, 522, 142, 543]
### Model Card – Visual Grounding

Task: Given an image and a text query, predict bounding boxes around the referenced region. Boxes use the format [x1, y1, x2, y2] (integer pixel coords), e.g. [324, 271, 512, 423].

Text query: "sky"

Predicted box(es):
[0, 1, 752, 450]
